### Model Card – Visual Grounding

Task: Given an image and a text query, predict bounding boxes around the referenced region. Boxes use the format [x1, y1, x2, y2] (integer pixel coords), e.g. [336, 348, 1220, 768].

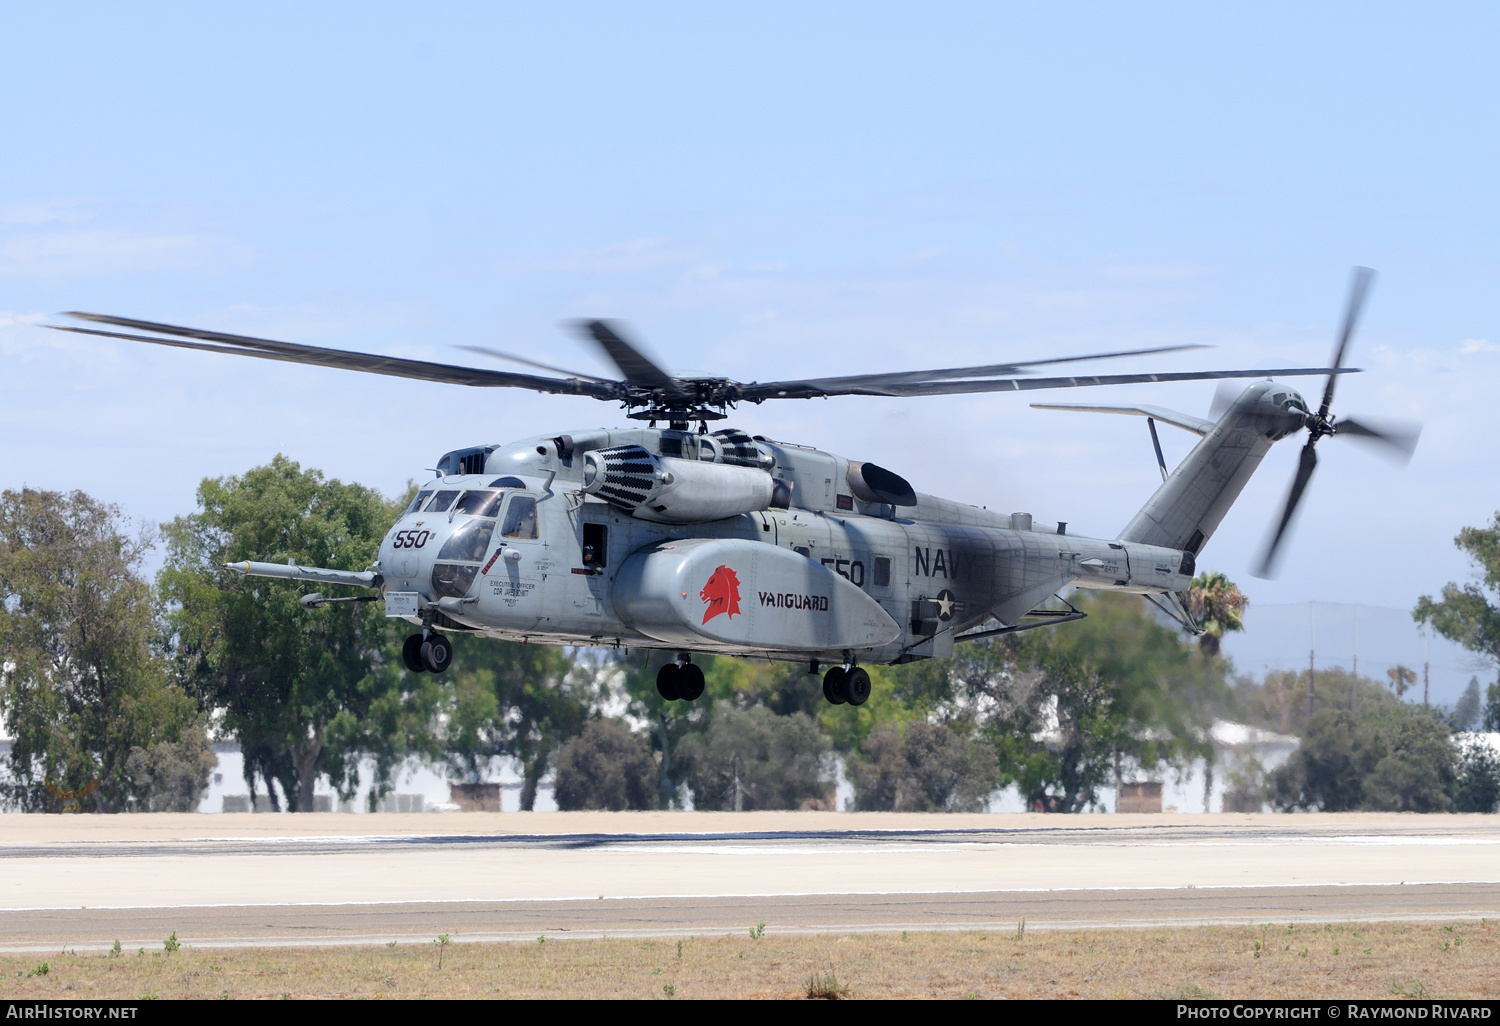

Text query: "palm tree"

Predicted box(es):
[1387, 664, 1417, 699]
[1186, 571, 1248, 657]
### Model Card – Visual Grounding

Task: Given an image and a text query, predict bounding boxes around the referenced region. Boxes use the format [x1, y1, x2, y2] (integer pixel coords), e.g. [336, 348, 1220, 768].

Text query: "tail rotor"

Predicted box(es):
[1252, 267, 1421, 578]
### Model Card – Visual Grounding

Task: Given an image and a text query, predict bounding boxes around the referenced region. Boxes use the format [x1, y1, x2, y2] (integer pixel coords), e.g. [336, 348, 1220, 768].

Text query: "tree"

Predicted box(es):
[676, 703, 832, 810]
[1451, 677, 1484, 732]
[0, 488, 208, 812]
[1415, 517, 1500, 705]
[160, 456, 428, 811]
[850, 722, 997, 811]
[613, 649, 829, 808]
[439, 635, 586, 810]
[125, 732, 219, 812]
[1271, 705, 1456, 812]
[960, 593, 1225, 812]
[1386, 664, 1417, 699]
[1453, 737, 1500, 814]
[551, 719, 658, 811]
[1232, 665, 1400, 737]
[1186, 571, 1247, 657]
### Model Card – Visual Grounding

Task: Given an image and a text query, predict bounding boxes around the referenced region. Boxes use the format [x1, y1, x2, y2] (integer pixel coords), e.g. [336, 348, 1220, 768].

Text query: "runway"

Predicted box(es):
[2, 812, 1497, 952]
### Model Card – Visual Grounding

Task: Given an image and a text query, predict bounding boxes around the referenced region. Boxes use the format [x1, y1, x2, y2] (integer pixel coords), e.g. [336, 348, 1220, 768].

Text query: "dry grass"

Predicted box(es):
[2, 920, 1497, 1000]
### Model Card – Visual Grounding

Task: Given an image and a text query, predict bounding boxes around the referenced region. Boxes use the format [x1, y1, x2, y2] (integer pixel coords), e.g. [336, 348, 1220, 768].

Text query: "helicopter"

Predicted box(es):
[50, 268, 1418, 707]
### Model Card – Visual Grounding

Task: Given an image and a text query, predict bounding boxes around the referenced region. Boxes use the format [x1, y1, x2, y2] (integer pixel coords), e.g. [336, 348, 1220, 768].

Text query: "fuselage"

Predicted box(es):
[376, 426, 1195, 666]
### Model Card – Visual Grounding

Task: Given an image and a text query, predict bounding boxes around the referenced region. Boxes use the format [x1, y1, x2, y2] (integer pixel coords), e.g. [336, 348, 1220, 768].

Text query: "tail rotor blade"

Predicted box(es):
[1254, 440, 1319, 579]
[1335, 415, 1422, 463]
[1318, 266, 1375, 419]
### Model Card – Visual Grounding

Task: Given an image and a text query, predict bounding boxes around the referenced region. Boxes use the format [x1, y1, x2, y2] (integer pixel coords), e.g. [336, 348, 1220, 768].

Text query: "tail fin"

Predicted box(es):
[1037, 380, 1297, 562]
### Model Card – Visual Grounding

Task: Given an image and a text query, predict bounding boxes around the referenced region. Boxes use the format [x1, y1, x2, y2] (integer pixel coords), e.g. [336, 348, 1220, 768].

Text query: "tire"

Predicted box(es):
[420, 633, 453, 674]
[402, 634, 426, 673]
[844, 667, 871, 707]
[822, 666, 848, 705]
[656, 662, 681, 701]
[676, 663, 706, 701]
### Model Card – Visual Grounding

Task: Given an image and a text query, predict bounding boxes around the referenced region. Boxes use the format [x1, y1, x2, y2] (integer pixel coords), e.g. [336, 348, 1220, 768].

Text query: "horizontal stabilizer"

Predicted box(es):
[1031, 403, 1215, 437]
[224, 560, 381, 589]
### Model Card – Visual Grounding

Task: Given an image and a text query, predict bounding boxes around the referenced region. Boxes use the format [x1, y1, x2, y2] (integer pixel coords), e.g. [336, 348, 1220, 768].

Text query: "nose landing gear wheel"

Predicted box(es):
[656, 662, 681, 701]
[822, 666, 847, 705]
[402, 634, 426, 673]
[843, 667, 872, 706]
[420, 633, 453, 674]
[676, 662, 706, 701]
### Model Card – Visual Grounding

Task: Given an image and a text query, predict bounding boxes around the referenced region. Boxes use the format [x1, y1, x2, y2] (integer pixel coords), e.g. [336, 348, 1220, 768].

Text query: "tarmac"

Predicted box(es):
[2, 812, 1497, 952]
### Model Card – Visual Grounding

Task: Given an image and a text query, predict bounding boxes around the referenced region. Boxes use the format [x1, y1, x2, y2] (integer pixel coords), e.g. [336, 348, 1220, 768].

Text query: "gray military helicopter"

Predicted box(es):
[50, 268, 1417, 706]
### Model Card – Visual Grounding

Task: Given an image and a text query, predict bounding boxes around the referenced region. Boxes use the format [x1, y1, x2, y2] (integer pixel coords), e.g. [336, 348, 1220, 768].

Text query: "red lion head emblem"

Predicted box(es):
[699, 564, 742, 625]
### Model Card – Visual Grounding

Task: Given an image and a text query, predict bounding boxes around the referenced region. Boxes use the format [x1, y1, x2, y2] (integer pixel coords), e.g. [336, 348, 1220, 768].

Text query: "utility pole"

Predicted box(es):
[1308, 648, 1316, 721]
[1352, 611, 1359, 712]
[1423, 634, 1431, 707]
[1352, 611, 1358, 677]
[1307, 604, 1316, 722]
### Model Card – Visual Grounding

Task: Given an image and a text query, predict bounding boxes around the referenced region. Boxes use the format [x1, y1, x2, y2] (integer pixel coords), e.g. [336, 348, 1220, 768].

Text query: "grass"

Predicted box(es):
[0, 920, 1496, 1000]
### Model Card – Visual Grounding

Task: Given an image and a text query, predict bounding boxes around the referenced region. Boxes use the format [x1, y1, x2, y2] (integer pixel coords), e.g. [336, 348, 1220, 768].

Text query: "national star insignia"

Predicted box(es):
[935, 589, 962, 621]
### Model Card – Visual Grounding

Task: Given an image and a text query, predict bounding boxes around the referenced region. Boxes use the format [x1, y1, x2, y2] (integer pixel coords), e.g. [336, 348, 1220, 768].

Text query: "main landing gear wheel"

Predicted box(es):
[822, 666, 847, 705]
[402, 634, 426, 673]
[676, 662, 706, 701]
[657, 661, 705, 701]
[843, 666, 872, 707]
[420, 633, 453, 674]
[656, 662, 680, 701]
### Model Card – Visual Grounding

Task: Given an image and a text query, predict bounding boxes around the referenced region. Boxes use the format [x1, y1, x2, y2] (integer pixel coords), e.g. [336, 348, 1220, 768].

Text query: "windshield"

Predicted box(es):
[404, 490, 432, 515]
[437, 519, 496, 562]
[455, 490, 502, 517]
[424, 490, 460, 513]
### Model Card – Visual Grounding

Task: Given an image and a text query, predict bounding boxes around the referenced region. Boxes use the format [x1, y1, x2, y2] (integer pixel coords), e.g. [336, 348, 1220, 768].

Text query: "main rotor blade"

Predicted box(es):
[1318, 266, 1375, 420]
[1208, 380, 1242, 420]
[789, 342, 1212, 390]
[52, 314, 616, 396]
[736, 366, 1359, 401]
[1254, 440, 1319, 579]
[455, 344, 615, 383]
[576, 319, 678, 391]
[1335, 415, 1422, 463]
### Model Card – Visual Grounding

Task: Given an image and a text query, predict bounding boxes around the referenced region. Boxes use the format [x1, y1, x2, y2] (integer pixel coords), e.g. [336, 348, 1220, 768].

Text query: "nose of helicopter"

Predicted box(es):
[379, 520, 432, 594]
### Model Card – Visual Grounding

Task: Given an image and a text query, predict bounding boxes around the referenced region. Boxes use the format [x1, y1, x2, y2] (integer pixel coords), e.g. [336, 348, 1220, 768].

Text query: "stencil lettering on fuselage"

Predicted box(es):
[491, 579, 536, 605]
[913, 546, 961, 580]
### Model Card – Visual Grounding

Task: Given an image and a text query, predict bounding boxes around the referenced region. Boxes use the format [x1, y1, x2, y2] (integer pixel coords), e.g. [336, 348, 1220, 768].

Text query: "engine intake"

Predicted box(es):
[846, 461, 917, 506]
[582, 444, 790, 523]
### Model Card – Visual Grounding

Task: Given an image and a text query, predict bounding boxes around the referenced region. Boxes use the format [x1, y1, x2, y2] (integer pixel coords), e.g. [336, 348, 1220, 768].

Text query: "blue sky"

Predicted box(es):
[2, 4, 1498, 631]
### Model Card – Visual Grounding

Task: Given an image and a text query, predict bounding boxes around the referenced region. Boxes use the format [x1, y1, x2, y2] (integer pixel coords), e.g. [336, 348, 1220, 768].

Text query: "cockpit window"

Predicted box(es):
[455, 490, 502, 517]
[437, 519, 496, 562]
[489, 476, 526, 489]
[501, 495, 538, 539]
[404, 490, 433, 515]
[424, 490, 460, 513]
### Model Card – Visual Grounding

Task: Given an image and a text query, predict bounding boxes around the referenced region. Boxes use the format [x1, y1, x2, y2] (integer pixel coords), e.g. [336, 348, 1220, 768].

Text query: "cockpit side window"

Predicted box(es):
[455, 490, 501, 517]
[501, 496, 539, 539]
[405, 490, 433, 515]
[425, 490, 460, 513]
